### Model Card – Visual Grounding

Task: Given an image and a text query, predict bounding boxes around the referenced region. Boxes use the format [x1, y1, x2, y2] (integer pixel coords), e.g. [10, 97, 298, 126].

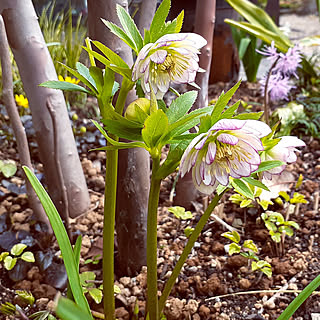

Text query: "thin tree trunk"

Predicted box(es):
[175, 0, 216, 209]
[193, 0, 216, 109]
[0, 0, 90, 219]
[88, 0, 149, 276]
[138, 0, 157, 35]
[0, 15, 50, 227]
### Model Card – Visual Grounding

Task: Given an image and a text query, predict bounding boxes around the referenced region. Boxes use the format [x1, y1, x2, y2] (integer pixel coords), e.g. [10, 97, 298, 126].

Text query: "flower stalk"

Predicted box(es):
[147, 154, 161, 320]
[158, 190, 226, 315]
[102, 82, 131, 320]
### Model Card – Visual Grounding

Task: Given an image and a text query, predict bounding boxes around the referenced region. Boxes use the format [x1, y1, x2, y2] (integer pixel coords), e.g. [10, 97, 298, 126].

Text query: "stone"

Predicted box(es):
[239, 278, 251, 289]
[115, 307, 129, 320]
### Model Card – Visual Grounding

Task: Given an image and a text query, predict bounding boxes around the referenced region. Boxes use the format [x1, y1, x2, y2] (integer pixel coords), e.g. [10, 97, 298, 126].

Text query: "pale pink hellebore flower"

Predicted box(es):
[132, 33, 207, 98]
[261, 136, 306, 180]
[180, 119, 272, 194]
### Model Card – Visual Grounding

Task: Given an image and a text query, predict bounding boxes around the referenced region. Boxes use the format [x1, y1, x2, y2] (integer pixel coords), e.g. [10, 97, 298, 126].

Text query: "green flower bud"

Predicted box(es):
[124, 98, 150, 122]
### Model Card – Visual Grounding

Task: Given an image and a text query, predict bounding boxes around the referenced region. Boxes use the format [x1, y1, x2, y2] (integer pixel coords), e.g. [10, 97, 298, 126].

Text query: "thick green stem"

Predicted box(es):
[102, 81, 131, 320]
[158, 191, 225, 315]
[147, 155, 161, 320]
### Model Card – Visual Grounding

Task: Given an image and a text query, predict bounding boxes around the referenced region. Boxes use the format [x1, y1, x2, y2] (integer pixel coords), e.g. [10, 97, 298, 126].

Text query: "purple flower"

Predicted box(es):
[274, 45, 302, 78]
[132, 33, 207, 98]
[261, 136, 306, 180]
[260, 74, 294, 102]
[256, 41, 279, 63]
[179, 119, 272, 194]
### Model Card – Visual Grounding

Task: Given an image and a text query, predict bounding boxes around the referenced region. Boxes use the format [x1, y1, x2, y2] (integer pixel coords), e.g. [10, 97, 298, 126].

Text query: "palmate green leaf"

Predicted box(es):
[231, 179, 254, 199]
[168, 206, 193, 220]
[225, 19, 290, 53]
[39, 81, 92, 95]
[23, 167, 92, 318]
[101, 19, 136, 52]
[149, 0, 171, 42]
[225, 0, 291, 47]
[166, 91, 198, 124]
[56, 297, 93, 320]
[211, 81, 241, 124]
[116, 4, 143, 52]
[254, 160, 284, 174]
[142, 109, 168, 148]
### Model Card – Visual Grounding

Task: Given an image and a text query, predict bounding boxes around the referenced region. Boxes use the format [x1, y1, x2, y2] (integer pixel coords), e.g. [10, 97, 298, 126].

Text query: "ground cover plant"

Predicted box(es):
[0, 0, 320, 320]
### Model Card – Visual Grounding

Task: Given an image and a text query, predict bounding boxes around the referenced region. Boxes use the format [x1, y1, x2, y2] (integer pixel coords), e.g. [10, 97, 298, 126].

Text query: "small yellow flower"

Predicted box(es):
[58, 75, 80, 84]
[15, 94, 29, 108]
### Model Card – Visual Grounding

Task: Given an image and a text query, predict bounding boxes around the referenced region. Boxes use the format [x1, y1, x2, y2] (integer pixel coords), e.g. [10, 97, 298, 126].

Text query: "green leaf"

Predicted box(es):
[21, 252, 35, 263]
[168, 206, 193, 220]
[116, 5, 143, 52]
[184, 226, 194, 238]
[232, 111, 263, 120]
[142, 109, 168, 148]
[149, 0, 171, 42]
[175, 10, 184, 33]
[279, 226, 294, 237]
[199, 115, 212, 133]
[114, 285, 121, 294]
[4, 256, 17, 270]
[228, 243, 241, 255]
[89, 66, 104, 93]
[240, 199, 252, 208]
[271, 232, 281, 243]
[279, 191, 290, 202]
[88, 288, 102, 304]
[166, 91, 198, 124]
[76, 62, 96, 89]
[242, 177, 269, 191]
[238, 37, 251, 60]
[0, 161, 17, 178]
[243, 240, 258, 253]
[91, 41, 130, 70]
[225, 19, 290, 53]
[80, 272, 96, 288]
[224, 0, 291, 49]
[56, 297, 93, 320]
[15, 290, 35, 306]
[23, 167, 92, 317]
[286, 221, 300, 230]
[254, 160, 284, 173]
[231, 179, 254, 200]
[39, 81, 92, 95]
[101, 19, 136, 52]
[11, 244, 27, 256]
[102, 118, 143, 141]
[0, 252, 9, 262]
[222, 231, 241, 243]
[219, 101, 240, 120]
[211, 81, 241, 124]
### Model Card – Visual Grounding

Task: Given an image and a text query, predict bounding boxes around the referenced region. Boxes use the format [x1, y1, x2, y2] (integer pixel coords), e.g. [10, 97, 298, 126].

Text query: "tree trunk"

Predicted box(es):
[0, 0, 90, 220]
[138, 0, 157, 35]
[175, 0, 216, 209]
[0, 15, 50, 227]
[87, 0, 149, 276]
[194, 0, 216, 109]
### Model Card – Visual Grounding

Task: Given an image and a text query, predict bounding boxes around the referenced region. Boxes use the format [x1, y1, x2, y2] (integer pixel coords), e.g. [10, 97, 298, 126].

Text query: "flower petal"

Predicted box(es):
[150, 50, 167, 64]
[217, 133, 239, 145]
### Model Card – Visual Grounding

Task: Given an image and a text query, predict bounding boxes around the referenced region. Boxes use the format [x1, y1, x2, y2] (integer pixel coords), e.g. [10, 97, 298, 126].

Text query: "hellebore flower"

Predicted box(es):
[261, 136, 306, 180]
[15, 94, 29, 108]
[260, 74, 294, 102]
[132, 33, 207, 98]
[180, 119, 272, 194]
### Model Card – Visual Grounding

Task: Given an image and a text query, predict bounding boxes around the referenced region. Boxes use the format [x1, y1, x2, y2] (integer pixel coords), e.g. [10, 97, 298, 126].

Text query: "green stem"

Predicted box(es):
[102, 81, 131, 320]
[147, 155, 161, 320]
[158, 191, 225, 316]
[277, 273, 320, 320]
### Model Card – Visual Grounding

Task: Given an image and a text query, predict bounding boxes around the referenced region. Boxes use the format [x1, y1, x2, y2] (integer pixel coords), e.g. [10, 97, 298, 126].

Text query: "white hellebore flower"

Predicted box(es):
[261, 136, 305, 180]
[180, 119, 272, 194]
[132, 33, 207, 98]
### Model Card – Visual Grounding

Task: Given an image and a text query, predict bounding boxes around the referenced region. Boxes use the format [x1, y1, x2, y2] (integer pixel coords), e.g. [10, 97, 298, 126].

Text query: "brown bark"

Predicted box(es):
[88, 0, 149, 276]
[0, 15, 50, 227]
[138, 0, 157, 34]
[0, 0, 90, 219]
